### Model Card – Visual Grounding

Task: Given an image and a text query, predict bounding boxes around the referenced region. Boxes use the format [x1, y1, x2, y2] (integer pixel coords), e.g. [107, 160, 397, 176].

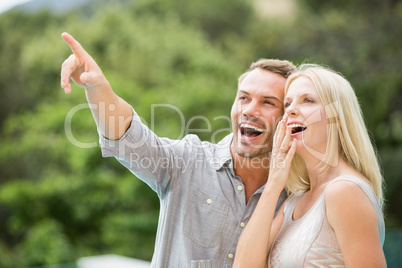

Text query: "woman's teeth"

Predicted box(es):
[288, 124, 307, 134]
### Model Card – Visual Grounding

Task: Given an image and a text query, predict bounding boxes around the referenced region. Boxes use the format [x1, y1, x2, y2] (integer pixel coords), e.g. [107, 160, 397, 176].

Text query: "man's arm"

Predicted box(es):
[60, 32, 132, 140]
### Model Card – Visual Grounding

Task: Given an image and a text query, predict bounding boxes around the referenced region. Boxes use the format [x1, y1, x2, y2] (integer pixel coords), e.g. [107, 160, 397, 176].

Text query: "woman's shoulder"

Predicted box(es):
[324, 175, 374, 201]
[323, 174, 386, 248]
[324, 175, 380, 228]
[324, 175, 374, 207]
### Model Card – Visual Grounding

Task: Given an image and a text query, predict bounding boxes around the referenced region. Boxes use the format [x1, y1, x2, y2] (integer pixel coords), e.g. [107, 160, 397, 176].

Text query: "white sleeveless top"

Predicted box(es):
[268, 176, 385, 267]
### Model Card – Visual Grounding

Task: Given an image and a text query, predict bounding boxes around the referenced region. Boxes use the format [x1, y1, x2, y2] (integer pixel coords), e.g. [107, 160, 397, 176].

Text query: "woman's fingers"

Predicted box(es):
[285, 138, 297, 165]
[278, 126, 291, 154]
[278, 138, 296, 174]
[267, 119, 297, 192]
[273, 120, 286, 153]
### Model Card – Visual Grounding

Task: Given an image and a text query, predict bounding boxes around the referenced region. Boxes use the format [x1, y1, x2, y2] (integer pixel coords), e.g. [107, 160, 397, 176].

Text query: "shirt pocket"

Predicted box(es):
[184, 189, 230, 248]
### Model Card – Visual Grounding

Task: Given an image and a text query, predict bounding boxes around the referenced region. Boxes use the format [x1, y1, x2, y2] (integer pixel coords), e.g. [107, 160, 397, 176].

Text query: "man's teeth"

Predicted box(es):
[240, 124, 264, 133]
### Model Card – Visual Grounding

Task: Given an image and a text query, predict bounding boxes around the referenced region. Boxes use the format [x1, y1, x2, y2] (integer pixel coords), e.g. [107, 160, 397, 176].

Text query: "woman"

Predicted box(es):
[233, 64, 386, 267]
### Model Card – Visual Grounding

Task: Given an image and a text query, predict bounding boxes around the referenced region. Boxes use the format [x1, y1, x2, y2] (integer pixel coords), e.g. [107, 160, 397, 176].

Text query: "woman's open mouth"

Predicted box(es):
[289, 123, 307, 136]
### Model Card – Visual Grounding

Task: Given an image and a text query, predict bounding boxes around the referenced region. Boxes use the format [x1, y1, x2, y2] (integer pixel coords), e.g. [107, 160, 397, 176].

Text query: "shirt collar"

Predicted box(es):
[209, 133, 234, 170]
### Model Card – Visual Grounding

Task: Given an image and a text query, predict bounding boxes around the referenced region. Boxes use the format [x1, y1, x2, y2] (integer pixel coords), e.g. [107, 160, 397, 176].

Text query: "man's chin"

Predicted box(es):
[231, 137, 272, 158]
[235, 147, 271, 159]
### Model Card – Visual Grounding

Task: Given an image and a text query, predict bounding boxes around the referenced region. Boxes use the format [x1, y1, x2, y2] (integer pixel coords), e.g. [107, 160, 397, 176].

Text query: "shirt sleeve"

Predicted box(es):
[99, 107, 197, 197]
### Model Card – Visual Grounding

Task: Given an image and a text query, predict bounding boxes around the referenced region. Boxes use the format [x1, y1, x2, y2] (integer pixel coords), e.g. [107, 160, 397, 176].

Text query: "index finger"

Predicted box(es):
[273, 119, 286, 151]
[61, 32, 88, 57]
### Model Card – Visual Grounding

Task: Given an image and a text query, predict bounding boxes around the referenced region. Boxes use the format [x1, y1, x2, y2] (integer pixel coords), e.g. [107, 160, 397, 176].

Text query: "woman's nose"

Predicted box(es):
[285, 102, 298, 116]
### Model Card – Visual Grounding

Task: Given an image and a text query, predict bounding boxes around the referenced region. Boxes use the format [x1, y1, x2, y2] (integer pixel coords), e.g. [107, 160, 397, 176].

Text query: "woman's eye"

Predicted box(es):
[304, 98, 314, 103]
[284, 102, 290, 108]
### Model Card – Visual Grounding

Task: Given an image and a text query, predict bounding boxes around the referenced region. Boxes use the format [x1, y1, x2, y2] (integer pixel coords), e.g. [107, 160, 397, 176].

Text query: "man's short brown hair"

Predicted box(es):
[238, 58, 296, 86]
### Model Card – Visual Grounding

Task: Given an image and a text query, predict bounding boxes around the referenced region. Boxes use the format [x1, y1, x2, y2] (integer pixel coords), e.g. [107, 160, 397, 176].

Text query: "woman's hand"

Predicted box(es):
[266, 117, 297, 193]
[233, 118, 297, 268]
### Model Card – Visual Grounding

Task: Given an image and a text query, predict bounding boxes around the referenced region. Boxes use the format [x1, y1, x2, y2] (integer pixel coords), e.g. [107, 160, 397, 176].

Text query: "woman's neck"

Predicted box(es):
[303, 155, 359, 192]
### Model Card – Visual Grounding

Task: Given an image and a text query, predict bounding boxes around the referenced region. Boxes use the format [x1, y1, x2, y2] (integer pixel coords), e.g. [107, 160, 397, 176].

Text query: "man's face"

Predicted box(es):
[231, 68, 286, 159]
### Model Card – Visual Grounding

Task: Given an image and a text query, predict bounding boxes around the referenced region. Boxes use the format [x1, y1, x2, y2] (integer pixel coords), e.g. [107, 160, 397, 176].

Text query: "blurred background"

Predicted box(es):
[0, 0, 401, 267]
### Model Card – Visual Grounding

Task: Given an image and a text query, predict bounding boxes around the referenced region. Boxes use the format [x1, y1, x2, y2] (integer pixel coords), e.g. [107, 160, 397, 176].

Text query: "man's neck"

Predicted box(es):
[232, 154, 270, 204]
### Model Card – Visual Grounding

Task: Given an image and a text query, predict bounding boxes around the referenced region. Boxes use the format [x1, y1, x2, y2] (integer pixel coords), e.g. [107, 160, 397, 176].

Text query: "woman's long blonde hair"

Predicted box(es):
[285, 64, 384, 208]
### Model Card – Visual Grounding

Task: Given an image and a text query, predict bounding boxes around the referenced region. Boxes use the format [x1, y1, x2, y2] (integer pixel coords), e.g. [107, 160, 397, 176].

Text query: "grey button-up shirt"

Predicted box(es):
[100, 108, 287, 268]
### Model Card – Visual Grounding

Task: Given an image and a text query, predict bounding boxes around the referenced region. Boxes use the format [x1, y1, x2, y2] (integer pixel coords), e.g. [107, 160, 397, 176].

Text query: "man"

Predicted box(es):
[60, 32, 296, 267]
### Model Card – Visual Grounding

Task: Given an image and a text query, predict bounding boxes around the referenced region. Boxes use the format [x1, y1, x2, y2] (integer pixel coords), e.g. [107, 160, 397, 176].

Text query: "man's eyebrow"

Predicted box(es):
[239, 90, 281, 101]
[263, 95, 281, 102]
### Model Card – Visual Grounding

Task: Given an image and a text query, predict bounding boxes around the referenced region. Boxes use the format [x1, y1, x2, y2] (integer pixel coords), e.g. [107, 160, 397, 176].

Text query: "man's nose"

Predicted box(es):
[242, 100, 261, 118]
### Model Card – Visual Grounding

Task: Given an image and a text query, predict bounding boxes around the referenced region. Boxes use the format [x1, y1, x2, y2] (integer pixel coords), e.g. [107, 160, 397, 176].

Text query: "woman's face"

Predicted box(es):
[284, 76, 331, 161]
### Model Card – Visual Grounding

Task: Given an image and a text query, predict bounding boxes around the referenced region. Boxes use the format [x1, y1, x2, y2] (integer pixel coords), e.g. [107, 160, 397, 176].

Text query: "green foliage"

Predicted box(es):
[0, 11, 65, 125]
[0, 0, 401, 266]
[0, 2, 241, 267]
[133, 0, 256, 41]
[297, 0, 398, 13]
[0, 95, 160, 265]
[17, 219, 74, 266]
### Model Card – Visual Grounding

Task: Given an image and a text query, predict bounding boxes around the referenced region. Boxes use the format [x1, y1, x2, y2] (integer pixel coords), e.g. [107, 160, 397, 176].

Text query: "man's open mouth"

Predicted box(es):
[289, 123, 307, 134]
[240, 123, 264, 138]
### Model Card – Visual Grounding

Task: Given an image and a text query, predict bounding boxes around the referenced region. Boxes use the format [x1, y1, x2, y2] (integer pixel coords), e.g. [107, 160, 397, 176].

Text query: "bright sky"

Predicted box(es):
[0, 0, 32, 14]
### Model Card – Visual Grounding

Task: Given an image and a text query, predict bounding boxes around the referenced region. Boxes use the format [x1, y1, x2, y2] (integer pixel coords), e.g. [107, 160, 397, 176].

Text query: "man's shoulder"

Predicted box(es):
[181, 133, 232, 149]
[180, 133, 233, 165]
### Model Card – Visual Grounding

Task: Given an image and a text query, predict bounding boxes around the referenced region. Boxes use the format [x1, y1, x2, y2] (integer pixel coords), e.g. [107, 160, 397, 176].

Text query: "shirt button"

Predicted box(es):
[228, 253, 234, 259]
[240, 222, 245, 228]
[206, 199, 212, 204]
[237, 185, 243, 191]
